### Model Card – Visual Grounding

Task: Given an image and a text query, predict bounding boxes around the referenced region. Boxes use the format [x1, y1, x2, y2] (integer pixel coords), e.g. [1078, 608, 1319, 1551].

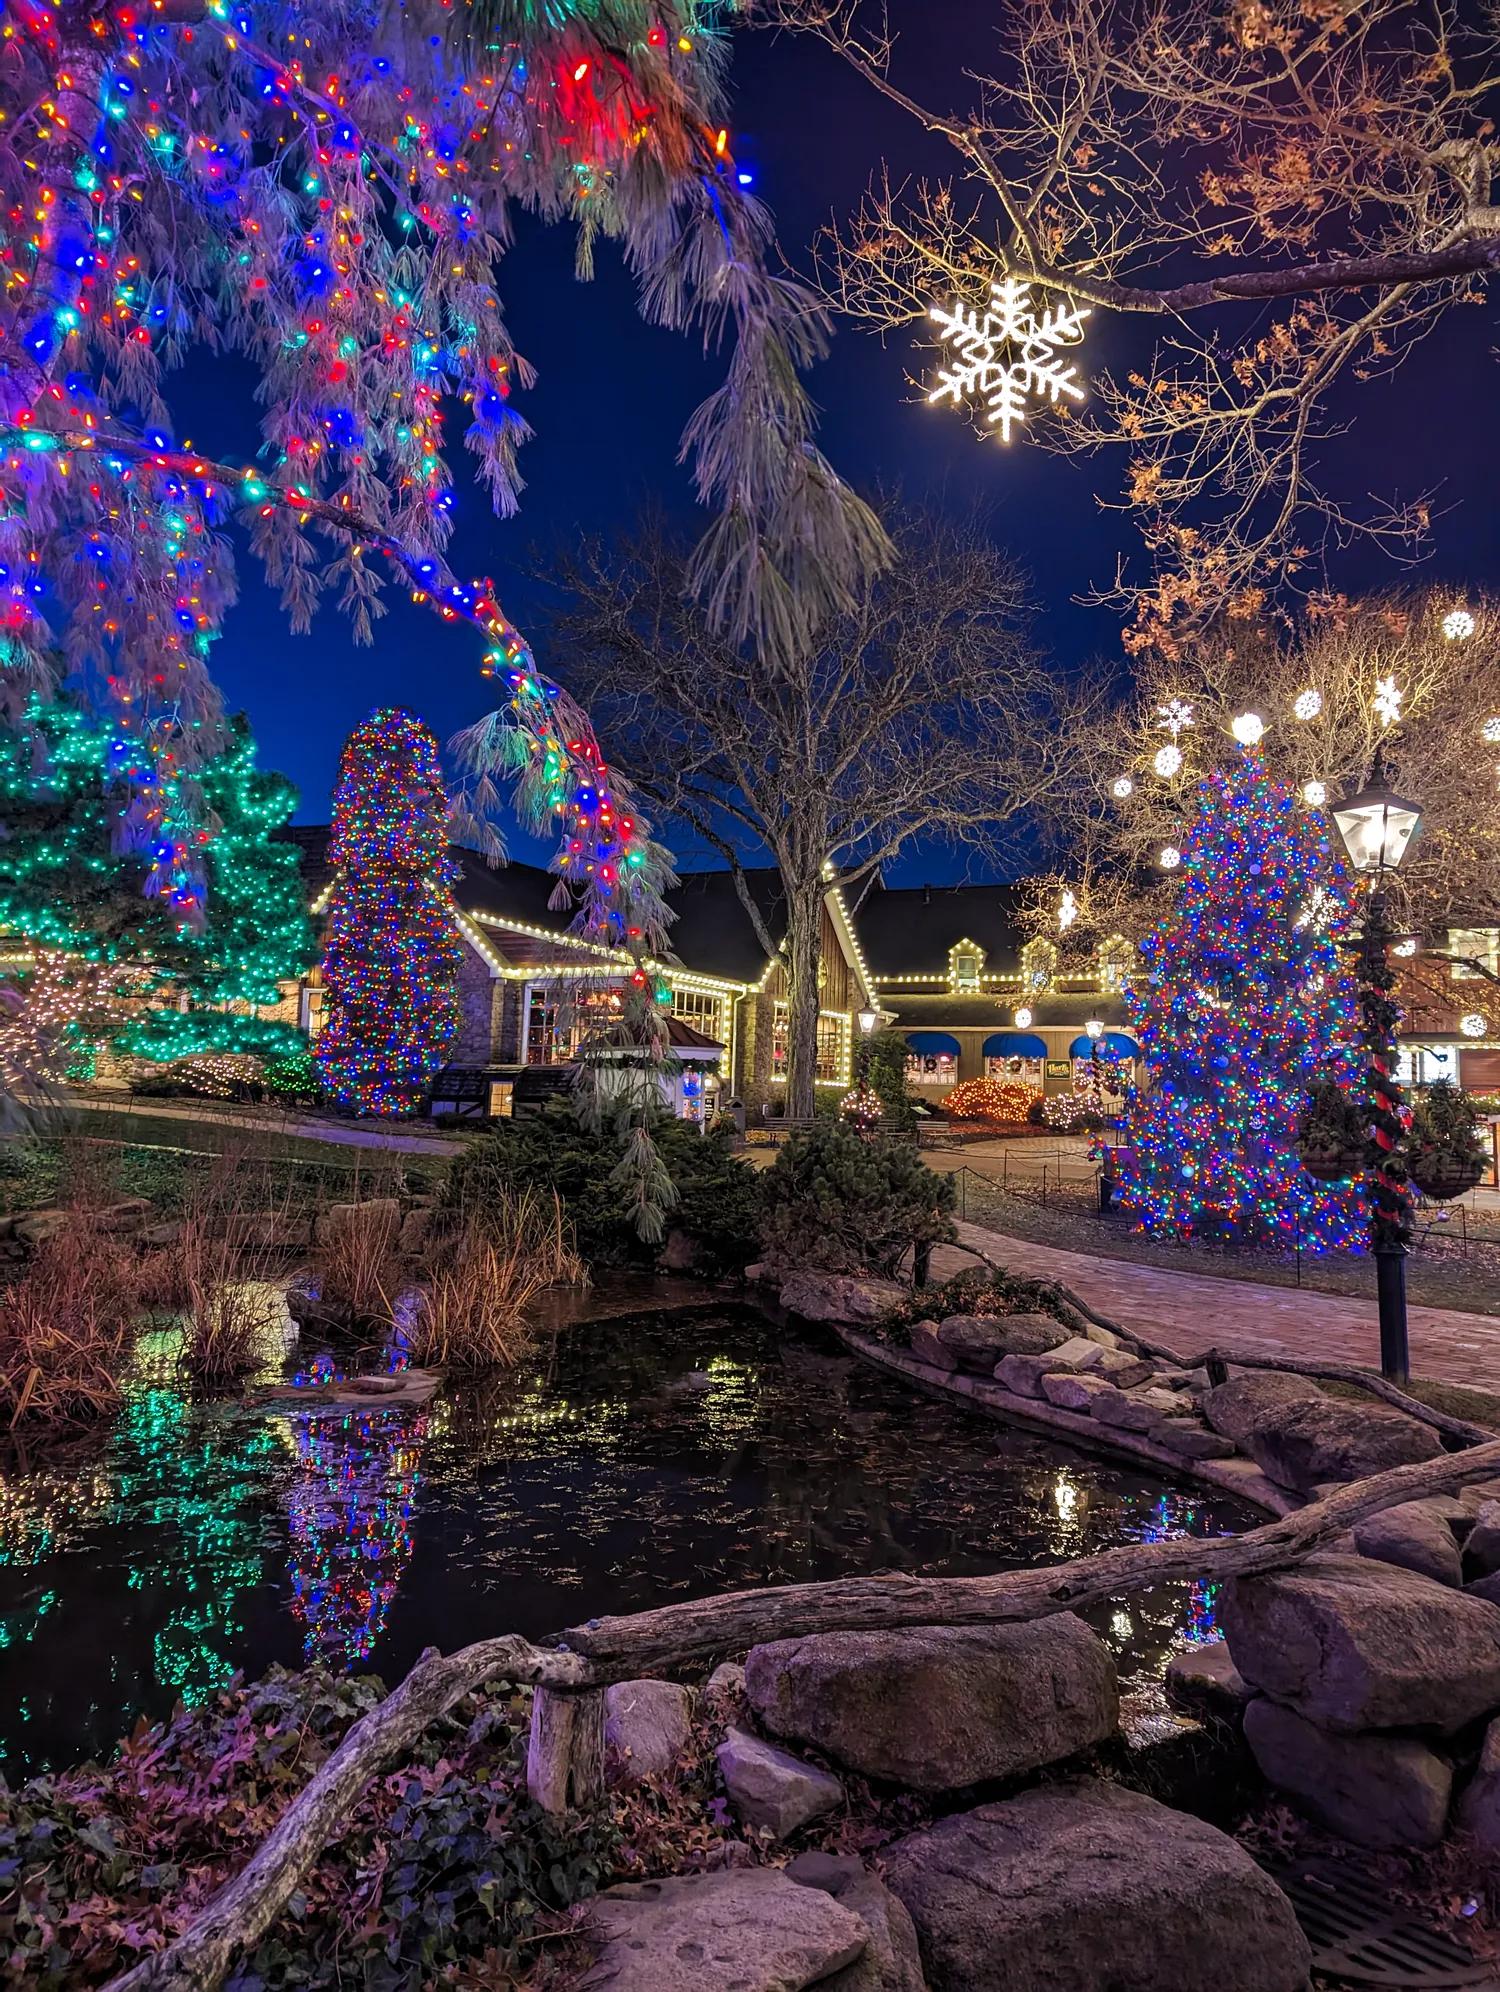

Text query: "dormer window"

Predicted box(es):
[948, 939, 987, 992]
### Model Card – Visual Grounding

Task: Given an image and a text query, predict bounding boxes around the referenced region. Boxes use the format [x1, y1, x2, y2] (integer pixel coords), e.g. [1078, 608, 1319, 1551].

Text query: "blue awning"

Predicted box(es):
[905, 1032, 961, 1056]
[1069, 1032, 1140, 1058]
[983, 1032, 1048, 1059]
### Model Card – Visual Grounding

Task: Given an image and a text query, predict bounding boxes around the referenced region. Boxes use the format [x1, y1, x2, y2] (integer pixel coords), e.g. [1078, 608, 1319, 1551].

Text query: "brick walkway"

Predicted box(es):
[933, 1222, 1500, 1390]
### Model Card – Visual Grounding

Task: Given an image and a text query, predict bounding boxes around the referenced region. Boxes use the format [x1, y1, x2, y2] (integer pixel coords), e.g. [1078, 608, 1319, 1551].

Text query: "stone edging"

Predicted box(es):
[833, 1325, 1299, 1520]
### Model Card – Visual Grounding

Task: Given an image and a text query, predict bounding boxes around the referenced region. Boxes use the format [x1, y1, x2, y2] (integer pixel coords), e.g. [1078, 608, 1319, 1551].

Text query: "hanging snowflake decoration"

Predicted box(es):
[1373, 675, 1403, 729]
[1157, 699, 1196, 739]
[927, 278, 1091, 443]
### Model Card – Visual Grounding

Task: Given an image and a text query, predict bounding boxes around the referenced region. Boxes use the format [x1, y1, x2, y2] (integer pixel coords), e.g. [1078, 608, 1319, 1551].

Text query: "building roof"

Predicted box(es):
[278, 827, 782, 984]
[854, 878, 1029, 977]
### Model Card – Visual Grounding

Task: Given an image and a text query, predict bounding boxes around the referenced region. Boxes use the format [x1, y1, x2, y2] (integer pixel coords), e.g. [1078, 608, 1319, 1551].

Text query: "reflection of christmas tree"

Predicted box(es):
[283, 1408, 427, 1667]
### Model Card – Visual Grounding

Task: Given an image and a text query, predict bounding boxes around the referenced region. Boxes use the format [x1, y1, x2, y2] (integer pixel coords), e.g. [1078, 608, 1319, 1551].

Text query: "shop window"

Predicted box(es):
[907, 1052, 958, 1087]
[773, 1004, 848, 1080]
[671, 988, 725, 1041]
[524, 983, 624, 1064]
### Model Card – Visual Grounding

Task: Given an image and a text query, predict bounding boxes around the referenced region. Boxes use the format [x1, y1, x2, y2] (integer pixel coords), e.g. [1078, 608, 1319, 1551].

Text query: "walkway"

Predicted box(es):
[934, 1221, 1500, 1391]
[68, 1091, 463, 1158]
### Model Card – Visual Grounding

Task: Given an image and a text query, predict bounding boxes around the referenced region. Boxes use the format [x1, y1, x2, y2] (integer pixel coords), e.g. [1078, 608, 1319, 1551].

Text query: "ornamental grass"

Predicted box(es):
[409, 1187, 586, 1371]
[315, 1198, 403, 1324]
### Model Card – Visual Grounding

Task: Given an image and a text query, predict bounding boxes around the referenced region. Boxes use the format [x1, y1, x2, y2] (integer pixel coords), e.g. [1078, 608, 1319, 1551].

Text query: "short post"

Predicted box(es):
[527, 1687, 605, 1816]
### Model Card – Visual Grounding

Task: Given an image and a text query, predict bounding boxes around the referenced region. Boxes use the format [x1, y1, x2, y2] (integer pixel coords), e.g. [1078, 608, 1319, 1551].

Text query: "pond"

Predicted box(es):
[0, 1295, 1256, 1778]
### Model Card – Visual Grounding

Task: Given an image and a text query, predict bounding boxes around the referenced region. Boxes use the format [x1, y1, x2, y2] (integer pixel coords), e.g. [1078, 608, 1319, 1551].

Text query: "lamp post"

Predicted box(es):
[856, 1005, 880, 1086]
[1331, 744, 1425, 1383]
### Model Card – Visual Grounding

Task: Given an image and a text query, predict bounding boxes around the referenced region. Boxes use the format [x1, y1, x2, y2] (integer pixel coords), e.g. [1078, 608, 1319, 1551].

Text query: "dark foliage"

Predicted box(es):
[759, 1121, 956, 1277]
[865, 1029, 919, 1132]
[883, 1264, 1078, 1334]
[438, 1104, 763, 1273]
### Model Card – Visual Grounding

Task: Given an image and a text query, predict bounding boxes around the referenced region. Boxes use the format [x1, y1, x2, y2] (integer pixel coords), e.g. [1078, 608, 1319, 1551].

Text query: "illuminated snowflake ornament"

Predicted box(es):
[1293, 688, 1322, 721]
[1059, 888, 1079, 932]
[1373, 675, 1403, 729]
[1157, 699, 1195, 739]
[1153, 745, 1183, 778]
[1444, 609, 1476, 641]
[927, 277, 1091, 443]
[1111, 775, 1134, 799]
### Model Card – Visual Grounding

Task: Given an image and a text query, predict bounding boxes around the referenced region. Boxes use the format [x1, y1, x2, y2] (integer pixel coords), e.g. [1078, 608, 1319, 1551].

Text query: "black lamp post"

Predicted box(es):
[856, 1006, 880, 1085]
[1331, 743, 1424, 1383]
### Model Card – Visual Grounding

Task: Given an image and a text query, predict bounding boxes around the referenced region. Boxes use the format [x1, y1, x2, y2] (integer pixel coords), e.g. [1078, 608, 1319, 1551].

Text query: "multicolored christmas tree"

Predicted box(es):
[316, 710, 460, 1115]
[1118, 746, 1365, 1250]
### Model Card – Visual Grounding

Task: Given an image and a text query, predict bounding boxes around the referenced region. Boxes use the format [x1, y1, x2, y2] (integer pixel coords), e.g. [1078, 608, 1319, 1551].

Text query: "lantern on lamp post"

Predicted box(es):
[1331, 744, 1425, 1383]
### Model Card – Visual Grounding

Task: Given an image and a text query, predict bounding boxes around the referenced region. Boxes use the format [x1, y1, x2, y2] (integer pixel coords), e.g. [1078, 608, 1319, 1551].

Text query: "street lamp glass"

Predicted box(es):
[857, 1007, 880, 1036]
[1085, 1018, 1104, 1038]
[1331, 770, 1424, 876]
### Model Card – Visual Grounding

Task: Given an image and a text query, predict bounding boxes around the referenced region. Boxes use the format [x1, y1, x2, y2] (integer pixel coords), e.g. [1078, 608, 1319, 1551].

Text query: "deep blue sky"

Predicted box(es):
[168, 6, 1500, 885]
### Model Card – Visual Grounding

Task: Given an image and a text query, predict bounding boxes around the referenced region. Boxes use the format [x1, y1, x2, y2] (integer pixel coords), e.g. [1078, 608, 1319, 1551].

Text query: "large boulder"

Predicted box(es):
[1457, 1714, 1500, 1851]
[778, 1272, 905, 1326]
[1243, 1698, 1452, 1849]
[1353, 1498, 1465, 1588]
[1210, 1390, 1441, 1494]
[994, 1337, 1104, 1399]
[936, 1313, 1062, 1371]
[1220, 1553, 1500, 1733]
[785, 1853, 924, 1992]
[1201, 1371, 1326, 1445]
[882, 1778, 1311, 1992]
[582, 1869, 869, 1992]
[744, 1619, 1117, 1794]
[906, 1324, 957, 1371]
[604, 1679, 696, 1785]
[715, 1727, 844, 1840]
[1464, 1500, 1500, 1581]
[319, 1197, 400, 1245]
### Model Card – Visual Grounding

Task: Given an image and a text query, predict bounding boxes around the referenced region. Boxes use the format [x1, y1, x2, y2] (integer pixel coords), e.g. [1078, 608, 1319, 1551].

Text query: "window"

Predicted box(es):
[986, 1054, 1042, 1082]
[524, 982, 624, 1064]
[907, 1052, 958, 1087]
[1450, 929, 1500, 981]
[671, 988, 725, 1041]
[772, 1004, 848, 1081]
[947, 939, 986, 992]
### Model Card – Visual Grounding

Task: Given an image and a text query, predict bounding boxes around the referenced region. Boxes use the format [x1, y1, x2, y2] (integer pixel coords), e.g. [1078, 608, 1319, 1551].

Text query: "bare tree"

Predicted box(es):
[1023, 587, 1500, 964]
[764, 0, 1500, 649]
[541, 507, 1091, 1118]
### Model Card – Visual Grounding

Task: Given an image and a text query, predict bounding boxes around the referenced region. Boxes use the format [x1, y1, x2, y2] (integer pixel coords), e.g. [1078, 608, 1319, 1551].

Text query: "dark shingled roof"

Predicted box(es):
[853, 878, 1029, 977]
[276, 828, 780, 983]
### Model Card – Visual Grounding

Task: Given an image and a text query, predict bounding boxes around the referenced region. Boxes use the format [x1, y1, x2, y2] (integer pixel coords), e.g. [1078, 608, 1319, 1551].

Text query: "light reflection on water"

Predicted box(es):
[0, 1304, 1249, 1775]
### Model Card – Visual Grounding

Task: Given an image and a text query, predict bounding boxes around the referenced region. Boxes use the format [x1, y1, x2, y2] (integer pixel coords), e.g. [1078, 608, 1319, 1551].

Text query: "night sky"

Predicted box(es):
[169, 3, 1500, 884]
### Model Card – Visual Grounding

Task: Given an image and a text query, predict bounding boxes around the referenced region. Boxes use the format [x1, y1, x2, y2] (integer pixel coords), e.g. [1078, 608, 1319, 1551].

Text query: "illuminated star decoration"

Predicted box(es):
[1373, 676, 1403, 729]
[927, 278, 1091, 443]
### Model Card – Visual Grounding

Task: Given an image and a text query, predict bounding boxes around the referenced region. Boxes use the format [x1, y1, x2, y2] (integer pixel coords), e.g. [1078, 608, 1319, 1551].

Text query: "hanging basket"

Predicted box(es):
[1408, 1148, 1485, 1202]
[1298, 1145, 1365, 1184]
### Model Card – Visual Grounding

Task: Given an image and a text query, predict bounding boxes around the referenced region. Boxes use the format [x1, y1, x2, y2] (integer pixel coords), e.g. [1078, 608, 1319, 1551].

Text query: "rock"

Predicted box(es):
[784, 1853, 924, 1992]
[13, 1208, 67, 1246]
[661, 1227, 704, 1273]
[141, 1219, 183, 1247]
[1164, 1640, 1254, 1721]
[935, 1314, 1011, 1371]
[1091, 1347, 1156, 1388]
[97, 1196, 152, 1232]
[1223, 1395, 1443, 1495]
[706, 1660, 747, 1699]
[1243, 1698, 1452, 1849]
[320, 1197, 400, 1245]
[743, 1262, 769, 1283]
[1151, 1420, 1238, 1460]
[1202, 1371, 1326, 1444]
[744, 1618, 1118, 1794]
[1457, 1714, 1500, 1850]
[398, 1206, 433, 1254]
[992, 1312, 1074, 1354]
[582, 1868, 869, 1992]
[1468, 1573, 1500, 1607]
[1464, 1501, 1500, 1581]
[1461, 1478, 1500, 1513]
[779, 1271, 905, 1326]
[1353, 1499, 1465, 1588]
[1039, 1371, 1121, 1413]
[906, 1323, 958, 1371]
[1135, 1385, 1194, 1416]
[1221, 1553, 1500, 1733]
[994, 1337, 1103, 1399]
[716, 1726, 844, 1839]
[882, 1777, 1311, 1992]
[604, 1679, 696, 1784]
[1081, 1322, 1121, 1349]
[1089, 1390, 1159, 1432]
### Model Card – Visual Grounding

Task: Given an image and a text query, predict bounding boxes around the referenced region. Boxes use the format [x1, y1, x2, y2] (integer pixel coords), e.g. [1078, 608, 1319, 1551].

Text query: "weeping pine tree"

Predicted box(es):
[315, 710, 460, 1116]
[1119, 746, 1366, 1249]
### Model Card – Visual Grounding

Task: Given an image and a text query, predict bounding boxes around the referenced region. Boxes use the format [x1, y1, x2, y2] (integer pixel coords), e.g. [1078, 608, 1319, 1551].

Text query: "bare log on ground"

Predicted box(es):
[103, 1439, 1500, 1992]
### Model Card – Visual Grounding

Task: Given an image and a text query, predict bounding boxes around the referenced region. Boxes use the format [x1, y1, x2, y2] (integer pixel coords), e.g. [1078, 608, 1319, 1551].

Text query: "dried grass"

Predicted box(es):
[0, 1169, 142, 1428]
[408, 1189, 586, 1371]
[317, 1200, 402, 1324]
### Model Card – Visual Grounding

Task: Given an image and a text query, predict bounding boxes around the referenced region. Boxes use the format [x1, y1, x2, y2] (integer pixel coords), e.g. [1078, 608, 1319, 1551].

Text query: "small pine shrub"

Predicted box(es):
[759, 1120, 956, 1277]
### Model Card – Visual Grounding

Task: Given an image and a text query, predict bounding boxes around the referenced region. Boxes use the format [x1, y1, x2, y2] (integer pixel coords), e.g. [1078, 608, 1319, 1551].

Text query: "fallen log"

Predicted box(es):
[103, 1438, 1500, 1992]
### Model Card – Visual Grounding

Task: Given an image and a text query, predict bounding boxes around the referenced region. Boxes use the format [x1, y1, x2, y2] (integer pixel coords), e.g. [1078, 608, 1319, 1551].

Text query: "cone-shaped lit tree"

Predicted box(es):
[1118, 745, 1366, 1250]
[316, 711, 459, 1115]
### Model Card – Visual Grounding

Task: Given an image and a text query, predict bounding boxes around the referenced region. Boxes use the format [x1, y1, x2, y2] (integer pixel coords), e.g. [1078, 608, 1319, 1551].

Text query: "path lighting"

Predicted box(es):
[1331, 744, 1425, 1383]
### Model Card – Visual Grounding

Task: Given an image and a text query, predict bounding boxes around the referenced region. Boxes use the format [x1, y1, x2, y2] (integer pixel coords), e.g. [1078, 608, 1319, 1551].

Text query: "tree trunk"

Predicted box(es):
[102, 1439, 1500, 1992]
[783, 878, 826, 1122]
[526, 1686, 605, 1814]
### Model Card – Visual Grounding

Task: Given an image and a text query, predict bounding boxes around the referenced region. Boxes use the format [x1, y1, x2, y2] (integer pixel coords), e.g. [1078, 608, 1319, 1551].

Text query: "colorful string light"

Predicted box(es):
[1118, 750, 1366, 1251]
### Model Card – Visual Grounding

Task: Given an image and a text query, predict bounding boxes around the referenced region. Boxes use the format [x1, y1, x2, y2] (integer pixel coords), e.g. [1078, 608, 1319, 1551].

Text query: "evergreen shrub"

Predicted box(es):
[759, 1120, 956, 1277]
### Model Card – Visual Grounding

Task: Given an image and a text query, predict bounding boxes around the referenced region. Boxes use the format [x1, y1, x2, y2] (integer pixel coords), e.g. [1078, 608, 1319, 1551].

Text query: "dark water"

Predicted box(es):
[0, 1299, 1254, 1777]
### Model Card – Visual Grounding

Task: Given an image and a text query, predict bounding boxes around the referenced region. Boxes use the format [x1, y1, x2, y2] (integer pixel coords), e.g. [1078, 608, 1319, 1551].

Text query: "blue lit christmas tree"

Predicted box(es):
[1118, 744, 1366, 1250]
